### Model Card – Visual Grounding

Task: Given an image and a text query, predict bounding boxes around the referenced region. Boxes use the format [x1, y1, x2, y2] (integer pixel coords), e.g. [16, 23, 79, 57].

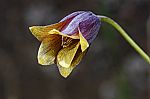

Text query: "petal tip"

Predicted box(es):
[29, 26, 37, 34]
[81, 42, 89, 52]
[59, 68, 71, 78]
[57, 63, 72, 78]
[29, 26, 34, 32]
[38, 57, 46, 65]
[60, 73, 69, 78]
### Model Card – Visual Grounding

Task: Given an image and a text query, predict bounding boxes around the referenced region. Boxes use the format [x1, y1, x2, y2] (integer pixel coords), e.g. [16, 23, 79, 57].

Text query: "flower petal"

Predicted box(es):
[49, 29, 79, 39]
[61, 12, 93, 35]
[38, 35, 62, 65]
[60, 11, 85, 22]
[71, 47, 87, 67]
[29, 21, 66, 41]
[57, 65, 74, 78]
[78, 15, 100, 43]
[57, 47, 87, 78]
[57, 41, 80, 68]
[78, 29, 89, 52]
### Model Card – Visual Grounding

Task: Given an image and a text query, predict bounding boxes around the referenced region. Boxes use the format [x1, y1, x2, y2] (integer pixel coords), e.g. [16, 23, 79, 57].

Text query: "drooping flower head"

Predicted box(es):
[29, 11, 101, 77]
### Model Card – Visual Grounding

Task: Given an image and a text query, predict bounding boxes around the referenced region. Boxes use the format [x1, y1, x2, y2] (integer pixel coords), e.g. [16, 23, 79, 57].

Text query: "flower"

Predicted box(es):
[29, 11, 101, 77]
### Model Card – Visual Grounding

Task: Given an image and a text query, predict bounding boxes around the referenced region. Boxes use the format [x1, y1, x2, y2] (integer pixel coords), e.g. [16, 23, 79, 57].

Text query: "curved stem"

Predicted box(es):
[98, 15, 150, 64]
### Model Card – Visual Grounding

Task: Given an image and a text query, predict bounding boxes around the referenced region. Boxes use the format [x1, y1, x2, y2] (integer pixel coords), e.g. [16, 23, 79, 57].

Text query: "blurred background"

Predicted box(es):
[0, 0, 150, 99]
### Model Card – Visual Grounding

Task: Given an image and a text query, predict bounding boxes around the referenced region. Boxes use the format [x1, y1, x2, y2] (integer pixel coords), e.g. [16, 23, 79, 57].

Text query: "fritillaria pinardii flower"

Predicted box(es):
[29, 11, 101, 77]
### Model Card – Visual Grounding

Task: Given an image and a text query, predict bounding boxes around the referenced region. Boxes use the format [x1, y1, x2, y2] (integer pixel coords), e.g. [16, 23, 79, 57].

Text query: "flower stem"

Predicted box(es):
[98, 15, 150, 64]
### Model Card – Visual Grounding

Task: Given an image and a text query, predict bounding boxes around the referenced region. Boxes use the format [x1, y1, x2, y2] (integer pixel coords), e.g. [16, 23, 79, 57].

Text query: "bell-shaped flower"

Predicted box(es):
[29, 11, 101, 77]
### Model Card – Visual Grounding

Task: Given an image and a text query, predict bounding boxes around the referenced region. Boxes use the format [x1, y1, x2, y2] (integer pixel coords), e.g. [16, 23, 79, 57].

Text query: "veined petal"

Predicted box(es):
[60, 11, 84, 22]
[78, 15, 100, 43]
[29, 21, 66, 41]
[58, 48, 87, 78]
[38, 35, 62, 65]
[61, 12, 94, 35]
[78, 29, 89, 52]
[57, 65, 74, 78]
[57, 41, 80, 68]
[49, 29, 79, 39]
[71, 47, 87, 67]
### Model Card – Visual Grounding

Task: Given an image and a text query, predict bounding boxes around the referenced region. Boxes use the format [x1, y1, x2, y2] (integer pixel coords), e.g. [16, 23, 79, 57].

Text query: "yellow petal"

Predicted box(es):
[57, 48, 87, 78]
[49, 29, 79, 39]
[57, 65, 74, 78]
[57, 41, 79, 68]
[29, 21, 66, 41]
[78, 29, 89, 52]
[38, 35, 62, 65]
[71, 48, 87, 67]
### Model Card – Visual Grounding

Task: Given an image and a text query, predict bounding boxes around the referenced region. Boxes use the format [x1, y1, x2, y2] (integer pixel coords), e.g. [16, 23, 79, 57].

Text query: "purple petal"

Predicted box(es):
[79, 15, 101, 43]
[60, 11, 85, 22]
[61, 11, 96, 35]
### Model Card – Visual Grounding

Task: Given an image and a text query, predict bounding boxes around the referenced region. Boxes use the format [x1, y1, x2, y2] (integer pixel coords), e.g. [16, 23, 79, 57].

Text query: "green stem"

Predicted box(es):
[98, 15, 150, 64]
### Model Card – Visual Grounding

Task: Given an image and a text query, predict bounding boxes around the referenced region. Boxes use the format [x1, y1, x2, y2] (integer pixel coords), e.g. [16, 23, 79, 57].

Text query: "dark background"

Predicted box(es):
[0, 0, 150, 99]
